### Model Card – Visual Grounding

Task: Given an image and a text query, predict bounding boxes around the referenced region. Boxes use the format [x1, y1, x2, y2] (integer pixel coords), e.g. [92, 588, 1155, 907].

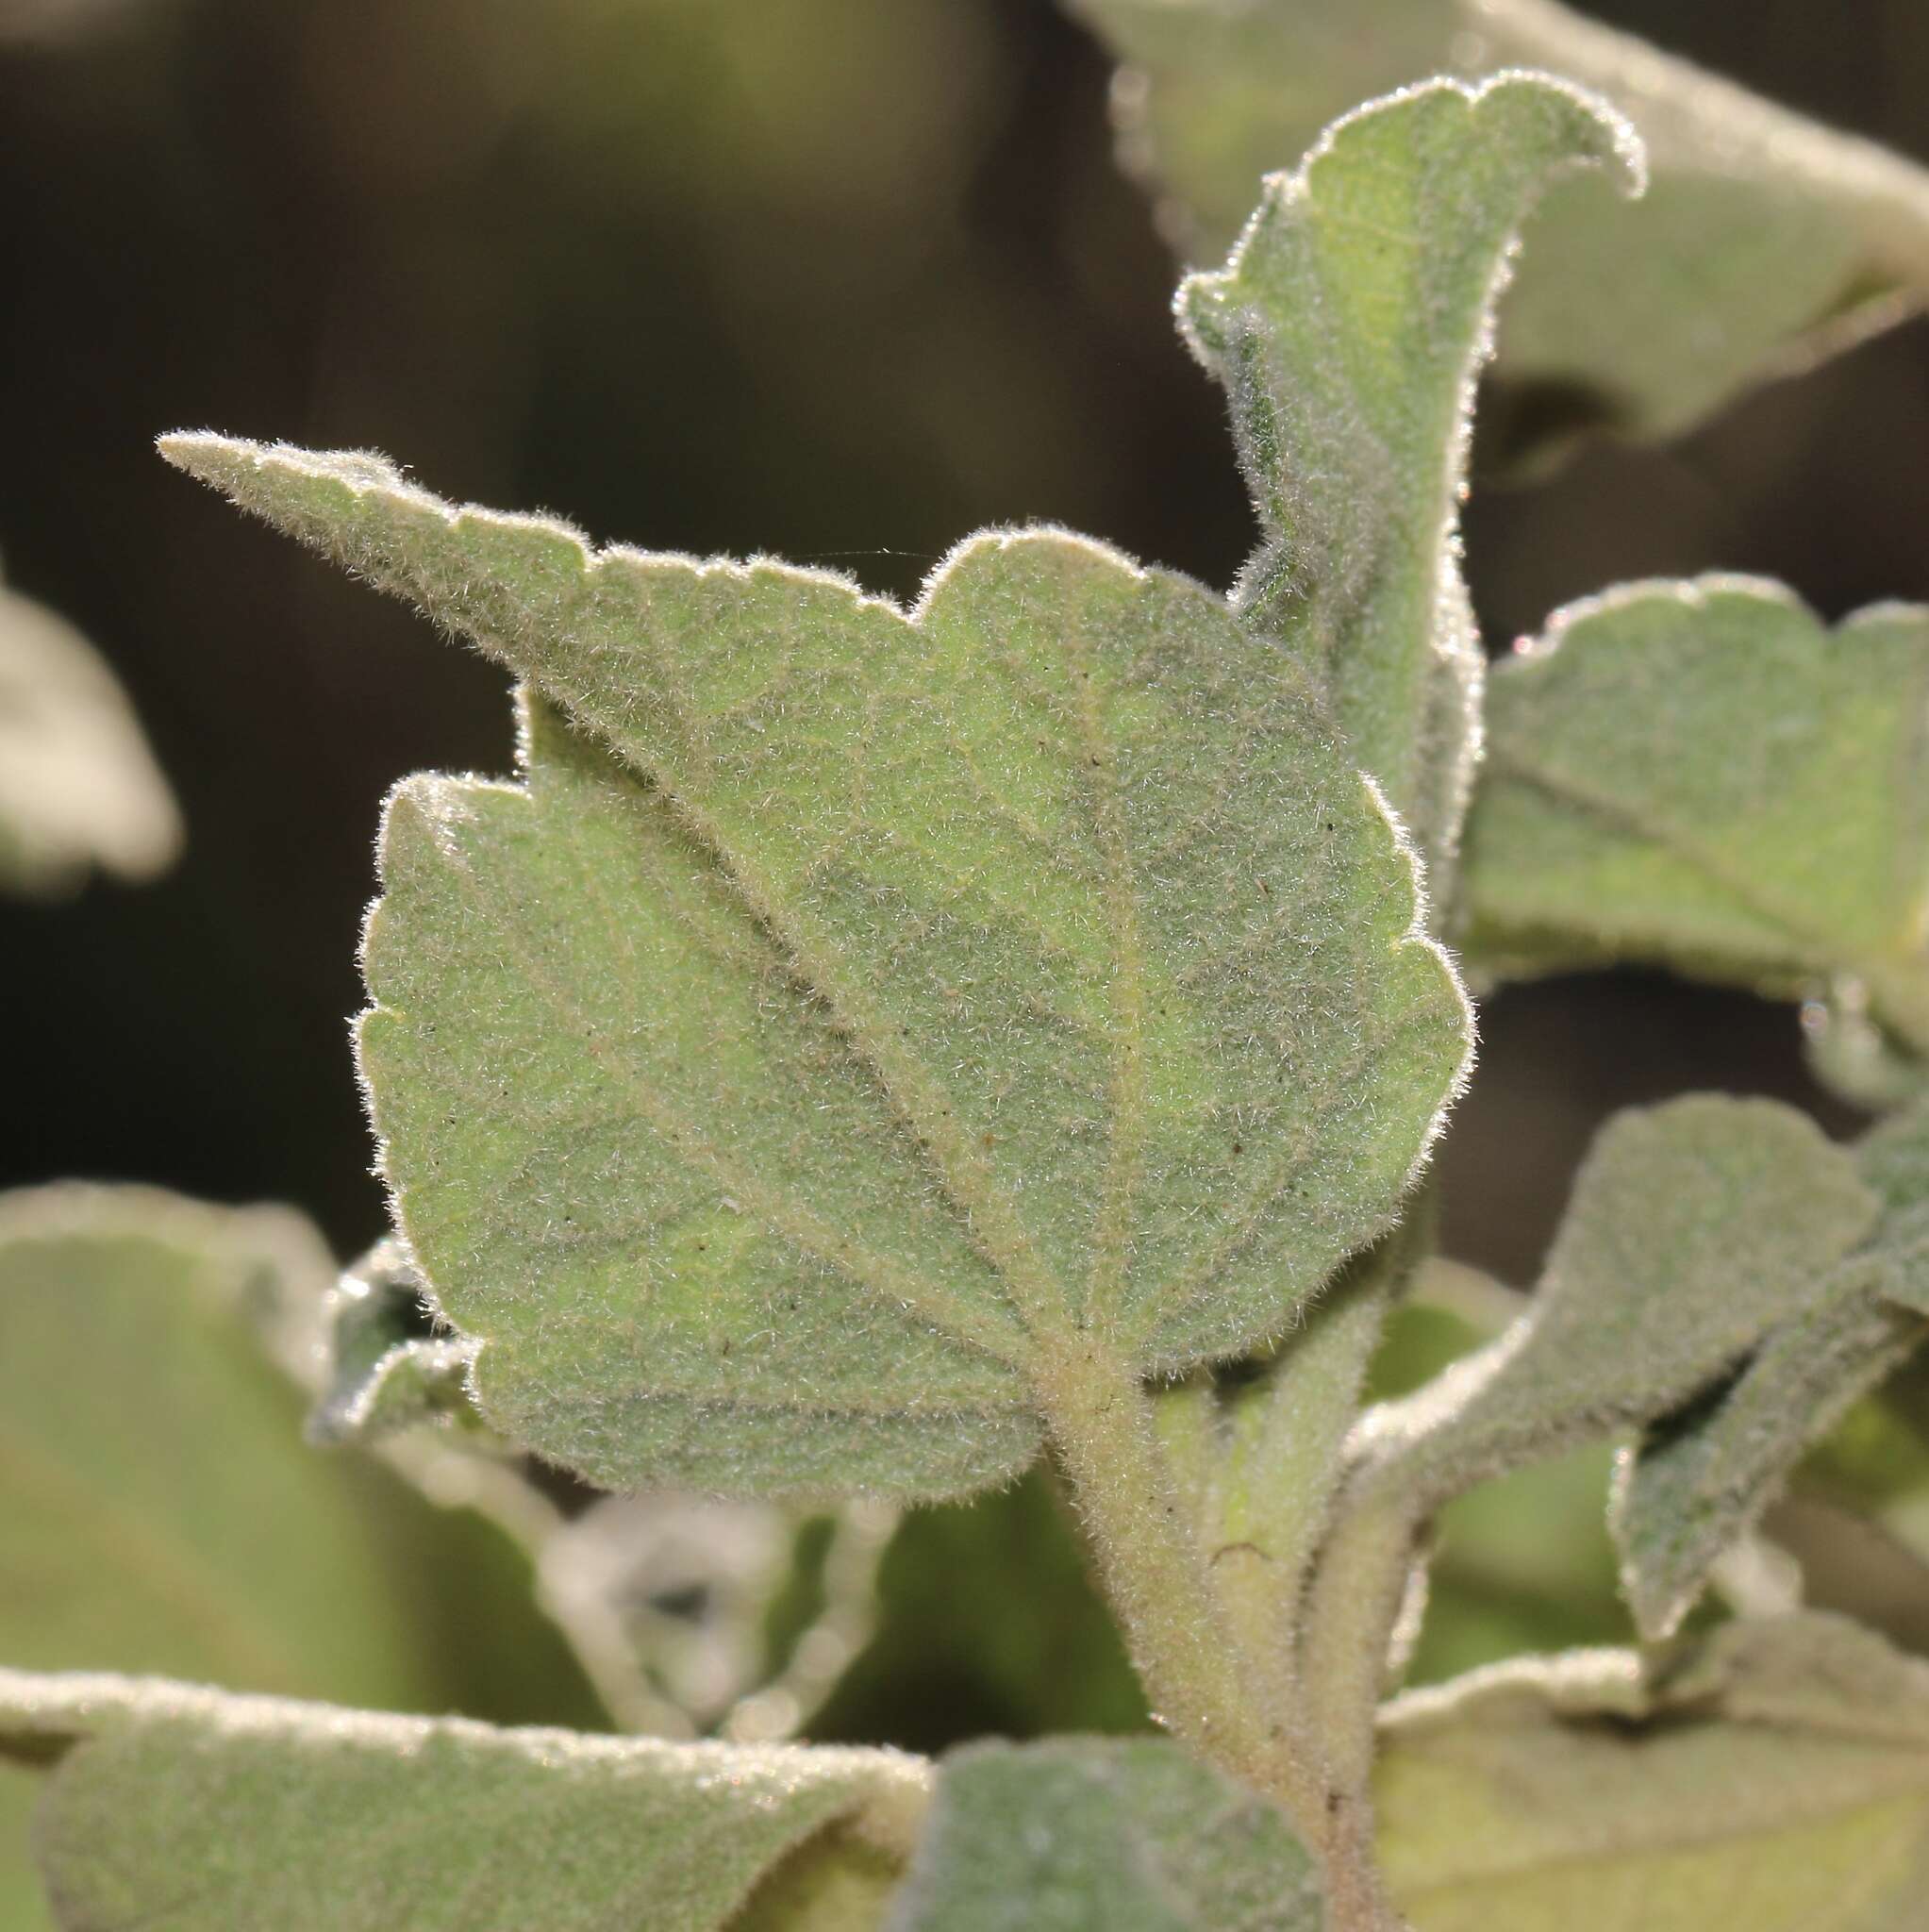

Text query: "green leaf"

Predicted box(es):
[887, 1737, 1322, 1931]
[1071, 0, 1929, 450]
[0, 1668, 926, 1932]
[0, 570, 180, 896]
[1177, 73, 1638, 873]
[1614, 1104, 1929, 1640]
[1362, 1096, 1880, 1503]
[1459, 578, 1929, 1054]
[308, 1237, 481, 1446]
[159, 435, 1472, 1502]
[0, 1184, 613, 1926]
[1376, 1613, 1929, 1931]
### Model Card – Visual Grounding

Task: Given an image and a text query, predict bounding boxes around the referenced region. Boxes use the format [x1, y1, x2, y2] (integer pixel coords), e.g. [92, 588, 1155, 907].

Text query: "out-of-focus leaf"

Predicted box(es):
[886, 1737, 1322, 1931]
[0, 571, 180, 895]
[1178, 72, 1637, 874]
[1458, 579, 1929, 1055]
[811, 1470, 1147, 1753]
[1359, 1096, 1879, 1503]
[1071, 0, 1929, 451]
[1376, 1614, 1929, 1930]
[0, 1184, 608, 1926]
[307, 1236, 480, 1446]
[0, 1669, 926, 1932]
[161, 433, 1470, 1503]
[1614, 1102, 1929, 1641]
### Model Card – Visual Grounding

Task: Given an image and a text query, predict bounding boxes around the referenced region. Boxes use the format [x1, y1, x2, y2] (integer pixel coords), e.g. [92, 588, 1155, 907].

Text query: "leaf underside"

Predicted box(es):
[1071, 0, 1929, 447]
[159, 433, 1472, 1499]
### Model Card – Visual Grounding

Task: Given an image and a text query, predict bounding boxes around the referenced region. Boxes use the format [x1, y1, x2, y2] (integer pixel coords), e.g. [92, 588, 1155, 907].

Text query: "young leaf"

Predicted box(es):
[308, 1237, 481, 1446]
[1357, 1096, 1880, 1504]
[0, 570, 180, 896]
[1375, 1613, 1929, 1931]
[1459, 578, 1929, 1054]
[1178, 73, 1639, 874]
[159, 436, 1472, 1501]
[1072, 0, 1929, 449]
[886, 1737, 1322, 1931]
[1613, 1102, 1929, 1640]
[0, 1669, 926, 1932]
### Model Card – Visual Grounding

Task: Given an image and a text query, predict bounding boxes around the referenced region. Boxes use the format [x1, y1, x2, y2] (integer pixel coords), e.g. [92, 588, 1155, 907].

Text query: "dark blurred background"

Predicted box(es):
[4, 0, 1925, 1284]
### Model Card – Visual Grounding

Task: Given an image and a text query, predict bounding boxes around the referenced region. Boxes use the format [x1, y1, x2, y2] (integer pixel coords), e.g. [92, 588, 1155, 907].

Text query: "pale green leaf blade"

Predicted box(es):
[1459, 578, 1929, 1054]
[0, 1185, 612, 1924]
[0, 573, 180, 896]
[0, 1669, 926, 1932]
[366, 690, 1039, 1498]
[1177, 74, 1637, 872]
[1376, 1614, 1929, 1931]
[307, 1237, 481, 1446]
[160, 437, 1472, 1498]
[1362, 1096, 1880, 1502]
[1612, 1271, 1919, 1643]
[1613, 1101, 1929, 1639]
[1071, 0, 1929, 449]
[886, 1737, 1322, 1931]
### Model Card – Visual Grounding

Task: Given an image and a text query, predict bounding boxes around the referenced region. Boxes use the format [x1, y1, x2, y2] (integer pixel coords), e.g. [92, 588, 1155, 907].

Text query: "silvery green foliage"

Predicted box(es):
[1071, 0, 1929, 448]
[1179, 73, 1639, 879]
[1374, 1614, 1929, 1930]
[1459, 578, 1929, 1057]
[0, 1668, 926, 1932]
[308, 1238, 479, 1446]
[885, 1738, 1322, 1932]
[0, 570, 180, 895]
[1356, 1096, 1882, 1505]
[153, 441, 1472, 1500]
[1613, 1104, 1929, 1639]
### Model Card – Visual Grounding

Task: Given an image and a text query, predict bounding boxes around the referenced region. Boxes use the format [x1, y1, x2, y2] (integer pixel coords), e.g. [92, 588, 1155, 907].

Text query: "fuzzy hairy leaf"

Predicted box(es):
[1613, 1104, 1929, 1640]
[1376, 1614, 1929, 1930]
[0, 1670, 925, 1932]
[1072, 0, 1929, 449]
[1459, 578, 1929, 1052]
[886, 1737, 1321, 1931]
[1360, 1096, 1880, 1503]
[308, 1237, 481, 1446]
[1178, 72, 1638, 874]
[0, 572, 180, 896]
[160, 434, 1471, 1500]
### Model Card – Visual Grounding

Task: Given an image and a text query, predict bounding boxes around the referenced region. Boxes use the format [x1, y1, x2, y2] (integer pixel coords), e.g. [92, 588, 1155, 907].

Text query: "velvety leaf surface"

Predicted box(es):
[1071, 0, 1929, 447]
[1360, 1096, 1880, 1503]
[1459, 579, 1929, 1052]
[1614, 1105, 1929, 1640]
[0, 571, 180, 896]
[160, 436, 1472, 1500]
[1178, 73, 1637, 874]
[1376, 1614, 1929, 1930]
[886, 1737, 1321, 1931]
[0, 1669, 925, 1932]
[0, 1185, 607, 1926]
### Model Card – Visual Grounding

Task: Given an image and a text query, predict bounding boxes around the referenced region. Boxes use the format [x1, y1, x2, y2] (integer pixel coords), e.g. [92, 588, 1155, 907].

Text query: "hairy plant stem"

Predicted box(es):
[1033, 1324, 1404, 1927]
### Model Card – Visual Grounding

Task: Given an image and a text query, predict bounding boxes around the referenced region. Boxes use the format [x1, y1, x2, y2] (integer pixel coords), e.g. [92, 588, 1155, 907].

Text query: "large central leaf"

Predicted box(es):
[162, 438, 1471, 1498]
